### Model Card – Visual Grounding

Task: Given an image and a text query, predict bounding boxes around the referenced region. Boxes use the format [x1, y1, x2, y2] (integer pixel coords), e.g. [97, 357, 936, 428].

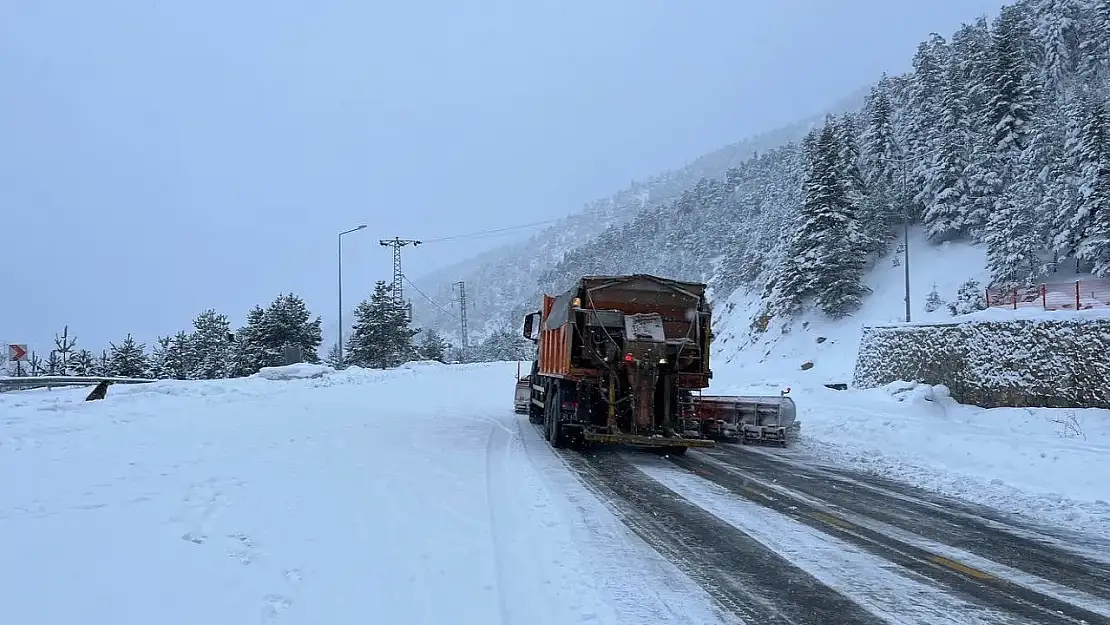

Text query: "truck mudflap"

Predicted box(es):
[580, 431, 715, 448]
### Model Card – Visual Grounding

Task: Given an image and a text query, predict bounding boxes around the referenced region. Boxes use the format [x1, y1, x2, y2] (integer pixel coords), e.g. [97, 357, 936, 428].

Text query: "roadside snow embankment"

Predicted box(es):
[0, 362, 728, 625]
[708, 229, 1109, 539]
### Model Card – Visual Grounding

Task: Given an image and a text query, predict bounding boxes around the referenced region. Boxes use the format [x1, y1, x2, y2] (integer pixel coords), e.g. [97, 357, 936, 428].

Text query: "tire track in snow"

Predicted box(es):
[484, 419, 515, 625]
[710, 445, 1110, 607]
[555, 446, 887, 625]
[668, 450, 1109, 625]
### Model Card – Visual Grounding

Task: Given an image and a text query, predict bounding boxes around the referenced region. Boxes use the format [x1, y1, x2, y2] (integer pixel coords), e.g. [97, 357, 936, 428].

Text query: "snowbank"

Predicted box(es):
[250, 362, 335, 380]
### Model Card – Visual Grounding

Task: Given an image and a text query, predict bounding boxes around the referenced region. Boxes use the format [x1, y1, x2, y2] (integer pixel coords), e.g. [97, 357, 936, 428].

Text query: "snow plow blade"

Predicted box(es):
[693, 393, 799, 445]
[581, 432, 715, 448]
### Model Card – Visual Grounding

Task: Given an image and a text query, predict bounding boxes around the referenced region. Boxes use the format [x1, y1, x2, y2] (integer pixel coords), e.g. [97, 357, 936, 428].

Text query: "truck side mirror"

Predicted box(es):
[523, 312, 539, 340]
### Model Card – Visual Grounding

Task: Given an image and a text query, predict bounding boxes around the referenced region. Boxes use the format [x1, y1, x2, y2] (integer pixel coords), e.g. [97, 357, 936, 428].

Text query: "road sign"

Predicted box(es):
[8, 344, 28, 362]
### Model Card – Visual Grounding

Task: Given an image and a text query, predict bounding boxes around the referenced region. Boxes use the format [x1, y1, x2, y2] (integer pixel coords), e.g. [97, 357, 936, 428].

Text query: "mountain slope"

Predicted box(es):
[410, 87, 869, 341]
[416, 0, 1110, 363]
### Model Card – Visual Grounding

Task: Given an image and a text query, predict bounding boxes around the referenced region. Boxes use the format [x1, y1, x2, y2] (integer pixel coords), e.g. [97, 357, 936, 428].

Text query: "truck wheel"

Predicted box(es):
[549, 381, 566, 449]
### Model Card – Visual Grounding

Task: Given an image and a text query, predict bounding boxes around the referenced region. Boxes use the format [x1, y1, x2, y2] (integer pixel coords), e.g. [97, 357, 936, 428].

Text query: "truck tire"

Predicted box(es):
[548, 381, 566, 449]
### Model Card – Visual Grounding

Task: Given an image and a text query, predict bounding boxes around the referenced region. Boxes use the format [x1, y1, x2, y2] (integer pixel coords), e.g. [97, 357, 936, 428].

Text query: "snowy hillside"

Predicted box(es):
[409, 88, 869, 342]
[412, 0, 1110, 356]
[710, 226, 990, 385]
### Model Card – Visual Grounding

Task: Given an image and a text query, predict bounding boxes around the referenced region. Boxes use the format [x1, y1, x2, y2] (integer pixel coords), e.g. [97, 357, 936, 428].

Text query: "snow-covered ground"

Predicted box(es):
[706, 228, 1110, 539]
[0, 362, 732, 625]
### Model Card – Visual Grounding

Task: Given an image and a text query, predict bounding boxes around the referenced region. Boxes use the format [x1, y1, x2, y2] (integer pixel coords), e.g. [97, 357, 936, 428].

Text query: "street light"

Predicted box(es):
[338, 224, 368, 367]
[875, 150, 914, 323]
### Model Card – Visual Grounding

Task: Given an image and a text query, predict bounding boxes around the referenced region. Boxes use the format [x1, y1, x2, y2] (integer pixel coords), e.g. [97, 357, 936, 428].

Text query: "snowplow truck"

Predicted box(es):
[522, 274, 715, 454]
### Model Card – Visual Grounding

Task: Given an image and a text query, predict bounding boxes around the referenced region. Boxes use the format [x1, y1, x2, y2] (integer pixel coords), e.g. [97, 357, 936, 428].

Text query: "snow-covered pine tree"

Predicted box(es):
[346, 281, 418, 369]
[107, 334, 150, 378]
[229, 305, 267, 376]
[189, 309, 232, 379]
[44, 351, 62, 376]
[162, 331, 195, 380]
[948, 278, 988, 315]
[93, 350, 110, 377]
[908, 34, 951, 220]
[149, 336, 172, 379]
[324, 343, 343, 368]
[52, 325, 77, 375]
[1073, 96, 1110, 274]
[70, 349, 95, 376]
[924, 283, 944, 312]
[776, 119, 870, 318]
[1032, 0, 1084, 90]
[260, 293, 323, 366]
[1078, 0, 1110, 81]
[922, 54, 972, 241]
[418, 329, 450, 363]
[988, 4, 1038, 164]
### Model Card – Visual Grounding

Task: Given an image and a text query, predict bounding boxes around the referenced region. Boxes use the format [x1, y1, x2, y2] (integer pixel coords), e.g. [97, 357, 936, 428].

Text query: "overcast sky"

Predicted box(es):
[1, 0, 1004, 354]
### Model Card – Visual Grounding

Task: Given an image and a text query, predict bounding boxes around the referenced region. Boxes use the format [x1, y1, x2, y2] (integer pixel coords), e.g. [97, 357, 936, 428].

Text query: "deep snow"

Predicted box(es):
[706, 228, 1110, 539]
[0, 362, 733, 625]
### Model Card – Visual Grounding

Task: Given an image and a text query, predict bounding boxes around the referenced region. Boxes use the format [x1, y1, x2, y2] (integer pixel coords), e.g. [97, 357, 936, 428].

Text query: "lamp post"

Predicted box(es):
[900, 161, 911, 323]
[338, 224, 368, 367]
[876, 150, 914, 323]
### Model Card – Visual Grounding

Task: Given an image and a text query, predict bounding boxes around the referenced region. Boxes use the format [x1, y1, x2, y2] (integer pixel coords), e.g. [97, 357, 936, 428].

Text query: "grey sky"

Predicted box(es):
[1, 0, 1004, 354]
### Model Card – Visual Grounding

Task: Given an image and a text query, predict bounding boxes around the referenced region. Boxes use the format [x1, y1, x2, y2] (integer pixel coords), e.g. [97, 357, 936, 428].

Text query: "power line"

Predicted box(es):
[403, 274, 458, 320]
[420, 218, 563, 244]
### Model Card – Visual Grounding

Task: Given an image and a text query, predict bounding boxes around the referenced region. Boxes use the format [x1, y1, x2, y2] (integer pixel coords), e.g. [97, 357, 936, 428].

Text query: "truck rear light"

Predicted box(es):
[623, 353, 634, 362]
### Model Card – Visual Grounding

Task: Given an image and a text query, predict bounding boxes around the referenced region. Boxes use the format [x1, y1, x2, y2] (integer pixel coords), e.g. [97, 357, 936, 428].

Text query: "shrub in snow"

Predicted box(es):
[947, 279, 986, 316]
[924, 284, 944, 313]
[854, 314, 1110, 409]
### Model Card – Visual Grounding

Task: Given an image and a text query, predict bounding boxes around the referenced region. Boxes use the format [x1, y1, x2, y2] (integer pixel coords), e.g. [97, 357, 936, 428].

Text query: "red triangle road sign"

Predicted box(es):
[8, 344, 27, 362]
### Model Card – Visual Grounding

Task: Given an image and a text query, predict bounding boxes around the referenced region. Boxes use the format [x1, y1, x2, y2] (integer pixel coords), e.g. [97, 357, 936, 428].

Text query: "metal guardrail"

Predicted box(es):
[0, 376, 157, 393]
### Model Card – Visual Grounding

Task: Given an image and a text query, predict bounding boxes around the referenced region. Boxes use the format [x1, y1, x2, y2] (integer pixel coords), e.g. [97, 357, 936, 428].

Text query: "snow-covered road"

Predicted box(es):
[2, 361, 1108, 625]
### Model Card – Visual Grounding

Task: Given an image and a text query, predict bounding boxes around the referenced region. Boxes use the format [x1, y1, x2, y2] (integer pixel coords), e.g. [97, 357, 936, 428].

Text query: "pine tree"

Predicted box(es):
[948, 279, 988, 315]
[229, 305, 267, 376]
[346, 281, 418, 369]
[52, 325, 77, 375]
[924, 283, 944, 313]
[324, 343, 343, 368]
[988, 5, 1038, 163]
[779, 120, 870, 318]
[923, 56, 972, 241]
[259, 293, 323, 366]
[190, 309, 232, 379]
[107, 334, 150, 378]
[149, 336, 172, 379]
[162, 331, 194, 380]
[417, 329, 450, 363]
[70, 349, 95, 376]
[44, 351, 63, 376]
[92, 350, 110, 377]
[1074, 97, 1110, 274]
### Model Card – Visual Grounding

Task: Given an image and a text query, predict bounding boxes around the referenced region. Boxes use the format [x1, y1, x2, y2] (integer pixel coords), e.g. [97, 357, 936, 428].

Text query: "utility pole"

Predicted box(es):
[338, 224, 368, 367]
[900, 163, 911, 323]
[379, 237, 421, 310]
[455, 281, 469, 362]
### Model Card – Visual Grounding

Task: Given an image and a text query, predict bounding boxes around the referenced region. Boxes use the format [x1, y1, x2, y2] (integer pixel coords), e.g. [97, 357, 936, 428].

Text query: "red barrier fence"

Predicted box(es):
[986, 278, 1110, 310]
